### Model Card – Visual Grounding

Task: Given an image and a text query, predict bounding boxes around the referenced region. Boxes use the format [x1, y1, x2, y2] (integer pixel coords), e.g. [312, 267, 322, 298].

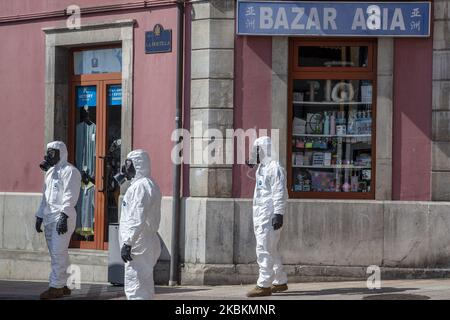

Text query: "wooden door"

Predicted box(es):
[68, 63, 122, 250]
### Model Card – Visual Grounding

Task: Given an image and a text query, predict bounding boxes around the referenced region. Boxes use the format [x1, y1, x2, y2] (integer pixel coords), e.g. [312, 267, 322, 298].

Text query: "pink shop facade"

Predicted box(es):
[1, 0, 450, 284]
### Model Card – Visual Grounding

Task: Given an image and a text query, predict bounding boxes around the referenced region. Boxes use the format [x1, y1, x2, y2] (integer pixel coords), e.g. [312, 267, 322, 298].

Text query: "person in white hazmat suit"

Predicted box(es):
[115, 149, 162, 300]
[35, 141, 81, 300]
[245, 136, 288, 297]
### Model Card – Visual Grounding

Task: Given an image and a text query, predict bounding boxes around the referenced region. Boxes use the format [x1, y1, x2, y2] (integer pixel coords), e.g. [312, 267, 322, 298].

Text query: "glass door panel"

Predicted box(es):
[104, 83, 122, 244]
[74, 85, 97, 243]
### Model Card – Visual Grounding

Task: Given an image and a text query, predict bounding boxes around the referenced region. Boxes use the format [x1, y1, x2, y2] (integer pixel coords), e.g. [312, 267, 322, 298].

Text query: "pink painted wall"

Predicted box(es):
[233, 36, 273, 198]
[392, 37, 433, 200]
[0, 0, 436, 200]
[131, 6, 179, 196]
[0, 21, 46, 192]
[0, 0, 129, 16]
[0, 1, 181, 195]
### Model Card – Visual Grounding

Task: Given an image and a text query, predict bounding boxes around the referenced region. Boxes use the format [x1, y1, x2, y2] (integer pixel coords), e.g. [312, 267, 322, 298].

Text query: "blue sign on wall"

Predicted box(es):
[108, 85, 122, 106]
[145, 24, 172, 54]
[237, 1, 431, 37]
[76, 86, 96, 108]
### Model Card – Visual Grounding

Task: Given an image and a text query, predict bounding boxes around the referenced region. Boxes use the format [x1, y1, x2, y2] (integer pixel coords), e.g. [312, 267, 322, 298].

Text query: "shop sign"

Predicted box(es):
[237, 1, 431, 37]
[76, 86, 96, 108]
[108, 85, 122, 106]
[145, 24, 172, 54]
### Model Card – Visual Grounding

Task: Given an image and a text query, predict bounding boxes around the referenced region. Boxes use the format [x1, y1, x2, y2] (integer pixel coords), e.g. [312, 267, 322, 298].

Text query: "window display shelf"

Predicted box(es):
[293, 165, 371, 169]
[289, 40, 376, 198]
[293, 134, 371, 138]
[293, 101, 372, 106]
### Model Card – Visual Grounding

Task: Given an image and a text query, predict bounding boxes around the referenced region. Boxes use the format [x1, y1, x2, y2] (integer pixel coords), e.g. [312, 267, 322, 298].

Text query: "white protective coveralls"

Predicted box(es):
[35, 141, 82, 288]
[252, 136, 288, 288]
[119, 149, 162, 300]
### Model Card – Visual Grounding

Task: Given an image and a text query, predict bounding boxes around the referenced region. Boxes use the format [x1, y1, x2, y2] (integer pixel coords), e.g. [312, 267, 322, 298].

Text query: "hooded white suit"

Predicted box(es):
[36, 141, 82, 288]
[252, 136, 288, 288]
[119, 149, 162, 300]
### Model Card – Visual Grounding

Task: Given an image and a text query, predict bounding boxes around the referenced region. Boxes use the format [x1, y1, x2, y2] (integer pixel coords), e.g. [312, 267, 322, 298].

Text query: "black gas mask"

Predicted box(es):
[39, 148, 60, 172]
[245, 146, 261, 169]
[114, 159, 136, 185]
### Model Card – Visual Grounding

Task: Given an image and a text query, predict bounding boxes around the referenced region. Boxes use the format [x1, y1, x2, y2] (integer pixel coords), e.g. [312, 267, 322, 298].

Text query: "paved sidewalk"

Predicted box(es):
[1, 279, 450, 300]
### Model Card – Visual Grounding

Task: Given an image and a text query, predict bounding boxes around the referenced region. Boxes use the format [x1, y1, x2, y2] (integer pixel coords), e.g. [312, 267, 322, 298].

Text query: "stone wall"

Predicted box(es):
[0, 193, 170, 284]
[2, 193, 450, 285]
[189, 0, 235, 197]
[177, 198, 450, 284]
[432, 0, 450, 200]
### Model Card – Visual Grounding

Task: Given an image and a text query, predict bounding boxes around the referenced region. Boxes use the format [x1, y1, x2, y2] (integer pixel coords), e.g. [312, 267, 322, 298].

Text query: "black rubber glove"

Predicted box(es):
[272, 214, 283, 230]
[35, 217, 43, 233]
[121, 244, 133, 263]
[56, 213, 68, 235]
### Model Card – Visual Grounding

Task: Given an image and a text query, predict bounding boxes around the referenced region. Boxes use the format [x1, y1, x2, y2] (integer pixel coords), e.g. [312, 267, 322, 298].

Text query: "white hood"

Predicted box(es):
[127, 149, 151, 182]
[46, 141, 68, 166]
[252, 136, 272, 165]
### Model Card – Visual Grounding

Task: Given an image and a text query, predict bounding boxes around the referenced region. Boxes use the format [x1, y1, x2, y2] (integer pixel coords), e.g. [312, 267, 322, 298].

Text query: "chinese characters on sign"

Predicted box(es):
[410, 7, 422, 32]
[145, 24, 172, 54]
[245, 5, 256, 30]
[237, 1, 431, 37]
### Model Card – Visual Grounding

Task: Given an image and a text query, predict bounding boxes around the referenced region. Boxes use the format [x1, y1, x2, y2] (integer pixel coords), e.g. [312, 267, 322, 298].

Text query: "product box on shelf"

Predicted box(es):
[293, 92, 304, 102]
[336, 125, 346, 136]
[310, 170, 335, 192]
[355, 154, 371, 166]
[356, 116, 372, 135]
[324, 152, 332, 166]
[295, 139, 305, 148]
[292, 153, 304, 166]
[304, 151, 313, 165]
[312, 152, 325, 166]
[361, 84, 372, 103]
[293, 117, 306, 135]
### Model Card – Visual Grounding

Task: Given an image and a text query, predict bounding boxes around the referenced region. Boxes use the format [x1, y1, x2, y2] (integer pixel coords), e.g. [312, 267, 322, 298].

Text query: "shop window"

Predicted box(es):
[288, 39, 376, 199]
[298, 45, 369, 68]
[294, 40, 374, 73]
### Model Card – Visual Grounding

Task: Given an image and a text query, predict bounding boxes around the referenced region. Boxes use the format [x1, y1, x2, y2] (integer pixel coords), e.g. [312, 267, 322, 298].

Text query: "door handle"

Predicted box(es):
[98, 155, 107, 193]
[98, 179, 106, 193]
